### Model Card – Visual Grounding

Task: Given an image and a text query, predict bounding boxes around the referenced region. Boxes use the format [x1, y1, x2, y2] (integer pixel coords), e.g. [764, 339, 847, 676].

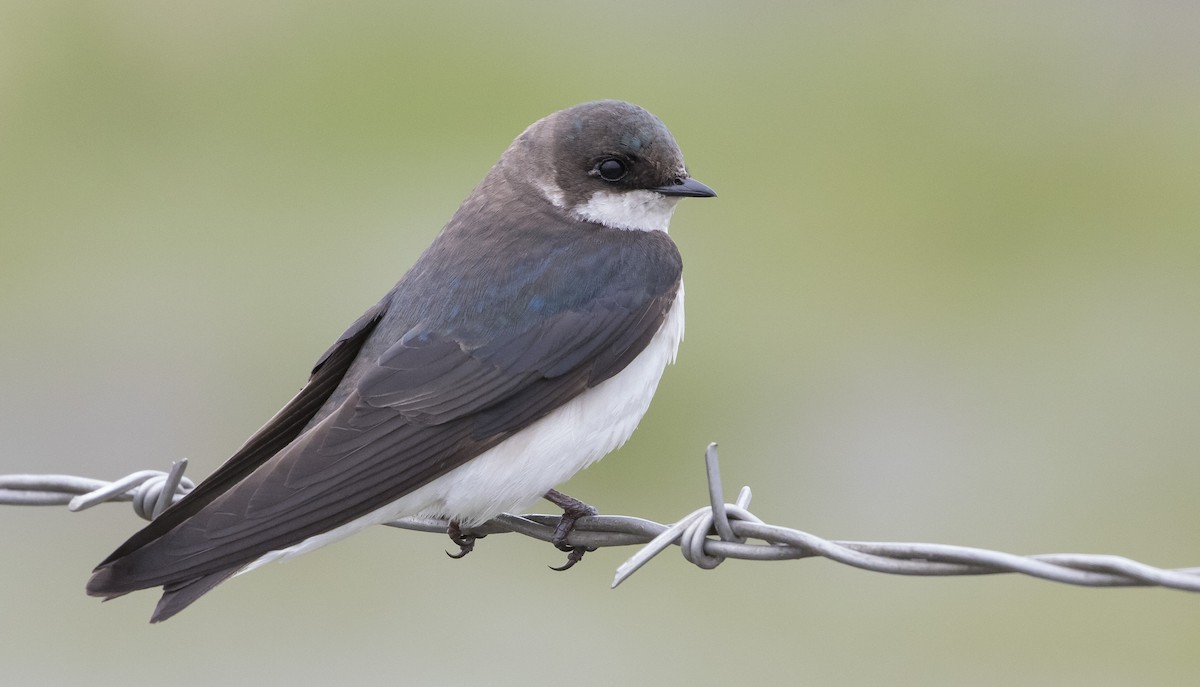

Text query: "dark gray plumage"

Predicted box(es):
[87, 100, 714, 622]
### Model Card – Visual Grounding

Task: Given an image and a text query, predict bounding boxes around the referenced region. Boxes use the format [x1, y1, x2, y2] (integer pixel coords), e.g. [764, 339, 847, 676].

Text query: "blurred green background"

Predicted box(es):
[3, 2, 1199, 685]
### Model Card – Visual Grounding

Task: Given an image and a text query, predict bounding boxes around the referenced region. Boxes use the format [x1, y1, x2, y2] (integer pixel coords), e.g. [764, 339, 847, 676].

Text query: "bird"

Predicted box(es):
[86, 99, 715, 622]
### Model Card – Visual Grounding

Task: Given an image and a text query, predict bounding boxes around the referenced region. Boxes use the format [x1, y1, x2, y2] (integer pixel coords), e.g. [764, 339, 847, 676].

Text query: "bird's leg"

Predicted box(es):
[445, 520, 485, 559]
[543, 488, 598, 571]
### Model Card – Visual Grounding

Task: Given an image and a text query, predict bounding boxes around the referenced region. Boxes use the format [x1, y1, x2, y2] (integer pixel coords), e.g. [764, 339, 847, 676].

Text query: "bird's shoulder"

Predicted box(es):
[387, 204, 682, 343]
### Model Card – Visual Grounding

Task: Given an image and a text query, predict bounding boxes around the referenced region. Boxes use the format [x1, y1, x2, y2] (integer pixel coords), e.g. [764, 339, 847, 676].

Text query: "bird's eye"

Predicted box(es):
[596, 159, 627, 182]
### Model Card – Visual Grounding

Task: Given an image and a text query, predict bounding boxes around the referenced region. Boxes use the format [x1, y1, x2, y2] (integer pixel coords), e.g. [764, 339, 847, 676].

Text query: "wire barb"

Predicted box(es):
[611, 443, 760, 586]
[2, 460, 195, 520]
[3, 448, 1199, 594]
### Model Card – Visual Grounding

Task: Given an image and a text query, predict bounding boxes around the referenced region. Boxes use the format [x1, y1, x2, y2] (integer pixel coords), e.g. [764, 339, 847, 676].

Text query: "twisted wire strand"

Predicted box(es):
[3, 447, 1198, 593]
[1, 459, 195, 520]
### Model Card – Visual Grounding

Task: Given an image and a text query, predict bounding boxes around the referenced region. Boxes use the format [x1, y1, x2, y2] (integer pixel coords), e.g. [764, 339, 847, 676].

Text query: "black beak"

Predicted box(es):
[652, 177, 717, 198]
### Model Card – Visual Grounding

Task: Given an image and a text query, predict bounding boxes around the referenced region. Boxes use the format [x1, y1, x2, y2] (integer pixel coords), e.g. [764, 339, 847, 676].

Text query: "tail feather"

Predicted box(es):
[150, 568, 241, 623]
[88, 559, 242, 623]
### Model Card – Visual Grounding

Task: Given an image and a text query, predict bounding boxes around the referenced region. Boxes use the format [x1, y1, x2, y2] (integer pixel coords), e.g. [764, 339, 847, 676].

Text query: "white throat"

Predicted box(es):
[572, 190, 680, 233]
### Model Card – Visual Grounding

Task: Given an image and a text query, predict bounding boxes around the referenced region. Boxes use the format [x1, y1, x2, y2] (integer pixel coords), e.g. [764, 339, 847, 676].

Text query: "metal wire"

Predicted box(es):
[3, 445, 1198, 593]
[1, 459, 194, 520]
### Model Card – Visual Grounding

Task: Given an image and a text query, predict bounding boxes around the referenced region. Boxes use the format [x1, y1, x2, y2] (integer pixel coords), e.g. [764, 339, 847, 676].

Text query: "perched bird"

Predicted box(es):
[87, 100, 715, 622]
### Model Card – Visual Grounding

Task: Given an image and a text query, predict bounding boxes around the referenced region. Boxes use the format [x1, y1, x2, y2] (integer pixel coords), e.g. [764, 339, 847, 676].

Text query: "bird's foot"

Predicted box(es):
[544, 489, 598, 571]
[445, 520, 485, 559]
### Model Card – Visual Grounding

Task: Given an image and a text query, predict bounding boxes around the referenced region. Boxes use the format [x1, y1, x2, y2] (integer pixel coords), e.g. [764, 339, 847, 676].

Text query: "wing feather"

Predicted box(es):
[92, 301, 386, 569]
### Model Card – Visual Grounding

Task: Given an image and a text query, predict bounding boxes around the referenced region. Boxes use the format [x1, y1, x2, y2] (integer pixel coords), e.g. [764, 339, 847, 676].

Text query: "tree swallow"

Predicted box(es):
[86, 100, 715, 622]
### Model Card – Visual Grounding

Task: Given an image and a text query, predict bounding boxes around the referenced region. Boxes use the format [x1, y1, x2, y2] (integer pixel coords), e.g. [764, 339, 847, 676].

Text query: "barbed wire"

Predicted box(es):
[3, 444, 1199, 593]
[1, 459, 195, 520]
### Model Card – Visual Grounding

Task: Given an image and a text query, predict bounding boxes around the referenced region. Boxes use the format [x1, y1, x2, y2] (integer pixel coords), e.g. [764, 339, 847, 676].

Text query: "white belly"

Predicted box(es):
[240, 286, 684, 573]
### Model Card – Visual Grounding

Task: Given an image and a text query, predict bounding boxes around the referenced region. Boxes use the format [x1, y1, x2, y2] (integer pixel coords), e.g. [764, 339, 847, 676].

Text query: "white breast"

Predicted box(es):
[240, 285, 685, 573]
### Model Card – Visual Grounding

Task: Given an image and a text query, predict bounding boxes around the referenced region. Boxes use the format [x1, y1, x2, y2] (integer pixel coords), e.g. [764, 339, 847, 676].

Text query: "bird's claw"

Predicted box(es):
[445, 520, 485, 560]
[544, 489, 598, 571]
[549, 544, 594, 572]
